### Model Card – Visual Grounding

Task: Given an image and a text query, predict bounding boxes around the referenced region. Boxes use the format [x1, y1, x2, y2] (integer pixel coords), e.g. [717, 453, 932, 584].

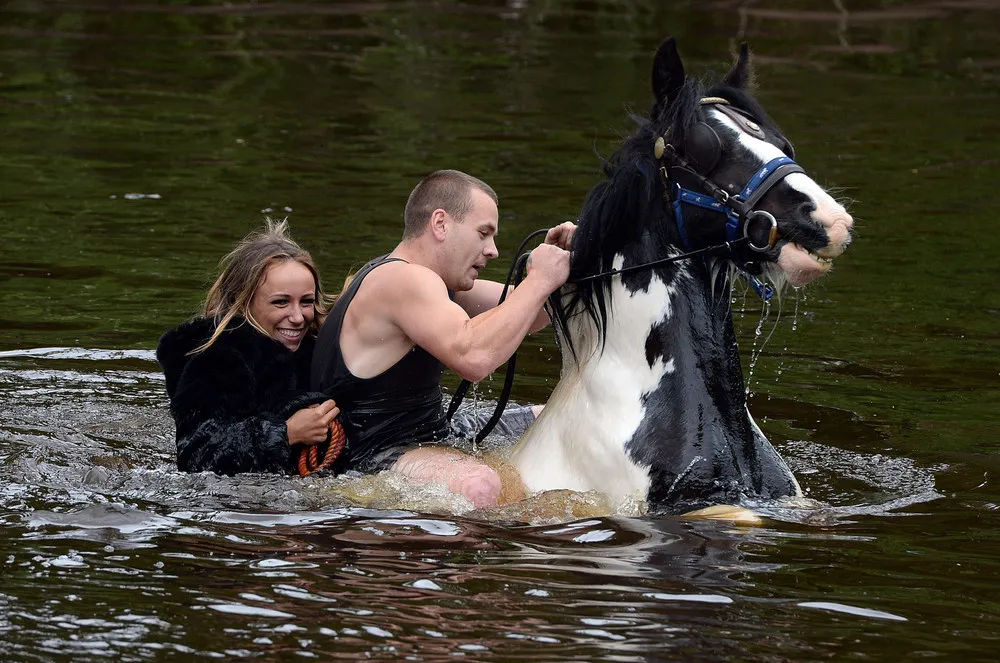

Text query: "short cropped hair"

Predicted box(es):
[402, 170, 498, 239]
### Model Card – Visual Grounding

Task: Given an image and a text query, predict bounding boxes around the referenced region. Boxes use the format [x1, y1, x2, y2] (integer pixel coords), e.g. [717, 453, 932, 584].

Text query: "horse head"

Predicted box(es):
[650, 38, 853, 288]
[513, 38, 853, 513]
[556, 37, 853, 358]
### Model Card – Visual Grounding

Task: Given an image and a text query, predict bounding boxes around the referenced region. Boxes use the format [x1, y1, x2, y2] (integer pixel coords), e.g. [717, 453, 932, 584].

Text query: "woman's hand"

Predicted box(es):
[286, 400, 339, 446]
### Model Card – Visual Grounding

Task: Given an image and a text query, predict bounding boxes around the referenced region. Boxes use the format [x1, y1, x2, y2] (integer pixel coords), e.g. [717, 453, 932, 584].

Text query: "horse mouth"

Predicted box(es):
[803, 244, 836, 264]
[770, 209, 852, 287]
[776, 241, 836, 286]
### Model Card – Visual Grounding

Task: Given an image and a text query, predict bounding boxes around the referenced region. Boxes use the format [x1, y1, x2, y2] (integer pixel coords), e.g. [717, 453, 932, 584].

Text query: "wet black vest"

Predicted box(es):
[311, 256, 448, 471]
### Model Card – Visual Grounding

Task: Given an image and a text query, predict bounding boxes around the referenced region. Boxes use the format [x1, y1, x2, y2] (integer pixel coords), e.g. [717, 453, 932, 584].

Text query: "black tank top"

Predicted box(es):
[311, 255, 449, 471]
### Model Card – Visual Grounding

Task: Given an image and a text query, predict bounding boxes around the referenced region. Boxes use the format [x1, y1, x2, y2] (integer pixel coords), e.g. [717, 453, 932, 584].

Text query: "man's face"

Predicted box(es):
[445, 188, 499, 291]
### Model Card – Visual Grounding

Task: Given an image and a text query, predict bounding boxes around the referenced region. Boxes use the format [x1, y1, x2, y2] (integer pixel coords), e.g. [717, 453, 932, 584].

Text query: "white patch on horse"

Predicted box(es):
[710, 110, 846, 214]
[708, 108, 837, 207]
[511, 255, 679, 507]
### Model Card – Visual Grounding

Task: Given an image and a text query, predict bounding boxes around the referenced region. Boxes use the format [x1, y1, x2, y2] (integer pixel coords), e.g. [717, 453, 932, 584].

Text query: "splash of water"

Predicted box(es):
[791, 287, 803, 332]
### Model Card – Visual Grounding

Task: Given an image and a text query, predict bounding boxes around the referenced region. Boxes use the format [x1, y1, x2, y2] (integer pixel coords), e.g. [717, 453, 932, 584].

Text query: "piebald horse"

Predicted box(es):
[509, 38, 853, 514]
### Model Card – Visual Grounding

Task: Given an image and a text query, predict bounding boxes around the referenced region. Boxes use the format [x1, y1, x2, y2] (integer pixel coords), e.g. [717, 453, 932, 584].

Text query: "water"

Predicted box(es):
[2, 1, 1000, 660]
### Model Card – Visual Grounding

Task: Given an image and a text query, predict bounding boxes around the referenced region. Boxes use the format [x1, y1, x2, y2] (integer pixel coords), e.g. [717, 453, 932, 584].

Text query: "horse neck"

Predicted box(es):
[657, 261, 749, 414]
[561, 253, 749, 421]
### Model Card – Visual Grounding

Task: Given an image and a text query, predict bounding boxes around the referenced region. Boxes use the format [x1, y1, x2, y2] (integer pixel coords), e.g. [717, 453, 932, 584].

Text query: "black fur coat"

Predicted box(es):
[156, 317, 328, 475]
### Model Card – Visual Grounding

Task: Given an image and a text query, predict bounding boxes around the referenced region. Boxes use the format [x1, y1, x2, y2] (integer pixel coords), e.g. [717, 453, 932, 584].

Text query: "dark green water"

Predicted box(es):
[2, 1, 999, 660]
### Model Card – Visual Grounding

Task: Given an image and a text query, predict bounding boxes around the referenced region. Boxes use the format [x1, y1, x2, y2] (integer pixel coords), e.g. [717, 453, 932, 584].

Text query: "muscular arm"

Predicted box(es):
[453, 279, 551, 333]
[389, 263, 561, 382]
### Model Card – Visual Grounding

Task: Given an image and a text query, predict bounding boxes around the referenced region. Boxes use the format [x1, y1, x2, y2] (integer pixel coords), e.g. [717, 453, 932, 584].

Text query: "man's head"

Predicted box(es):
[402, 170, 498, 240]
[403, 170, 500, 291]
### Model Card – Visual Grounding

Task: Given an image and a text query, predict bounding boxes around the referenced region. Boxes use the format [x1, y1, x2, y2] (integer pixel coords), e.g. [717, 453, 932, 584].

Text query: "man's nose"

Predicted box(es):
[486, 239, 499, 259]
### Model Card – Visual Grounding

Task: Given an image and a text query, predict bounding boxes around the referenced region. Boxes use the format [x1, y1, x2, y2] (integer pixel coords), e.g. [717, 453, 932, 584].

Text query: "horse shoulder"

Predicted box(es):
[511, 375, 653, 505]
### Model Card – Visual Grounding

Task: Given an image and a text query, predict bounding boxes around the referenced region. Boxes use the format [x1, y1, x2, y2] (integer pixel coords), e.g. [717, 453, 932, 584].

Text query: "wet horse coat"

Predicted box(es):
[510, 38, 853, 513]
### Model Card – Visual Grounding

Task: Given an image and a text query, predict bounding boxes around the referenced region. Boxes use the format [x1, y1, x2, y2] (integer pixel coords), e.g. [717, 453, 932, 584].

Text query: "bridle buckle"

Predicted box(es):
[744, 210, 779, 252]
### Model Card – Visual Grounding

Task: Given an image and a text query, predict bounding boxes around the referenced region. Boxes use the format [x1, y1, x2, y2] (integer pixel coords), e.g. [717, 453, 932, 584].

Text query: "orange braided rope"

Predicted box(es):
[297, 418, 346, 477]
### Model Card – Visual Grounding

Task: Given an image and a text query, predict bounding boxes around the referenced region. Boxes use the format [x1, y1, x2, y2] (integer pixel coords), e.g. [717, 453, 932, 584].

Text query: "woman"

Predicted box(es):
[157, 219, 339, 476]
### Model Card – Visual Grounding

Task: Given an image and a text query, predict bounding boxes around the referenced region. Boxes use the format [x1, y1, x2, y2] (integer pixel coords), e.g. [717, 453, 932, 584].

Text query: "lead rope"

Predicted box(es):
[297, 419, 347, 477]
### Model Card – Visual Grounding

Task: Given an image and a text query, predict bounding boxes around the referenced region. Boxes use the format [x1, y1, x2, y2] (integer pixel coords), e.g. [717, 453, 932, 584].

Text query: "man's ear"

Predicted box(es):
[429, 209, 449, 241]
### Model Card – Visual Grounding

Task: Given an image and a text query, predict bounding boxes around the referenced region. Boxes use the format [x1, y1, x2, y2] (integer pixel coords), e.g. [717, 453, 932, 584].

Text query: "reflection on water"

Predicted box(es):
[5, 497, 913, 661]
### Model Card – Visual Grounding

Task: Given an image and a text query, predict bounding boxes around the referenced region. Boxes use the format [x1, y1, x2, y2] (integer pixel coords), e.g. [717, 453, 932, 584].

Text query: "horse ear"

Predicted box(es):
[652, 37, 685, 113]
[722, 43, 754, 89]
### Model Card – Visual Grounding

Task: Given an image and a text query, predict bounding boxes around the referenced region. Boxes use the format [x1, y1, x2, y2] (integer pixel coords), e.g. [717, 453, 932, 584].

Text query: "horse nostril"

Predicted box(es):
[798, 201, 817, 219]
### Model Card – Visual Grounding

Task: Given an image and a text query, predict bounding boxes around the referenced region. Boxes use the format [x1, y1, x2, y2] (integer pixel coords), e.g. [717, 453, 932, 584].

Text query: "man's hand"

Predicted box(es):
[286, 400, 340, 446]
[544, 221, 577, 251]
[525, 243, 571, 293]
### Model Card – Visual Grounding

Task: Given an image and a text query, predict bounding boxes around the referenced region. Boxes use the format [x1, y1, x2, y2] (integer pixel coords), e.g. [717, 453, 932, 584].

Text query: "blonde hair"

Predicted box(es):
[193, 218, 331, 353]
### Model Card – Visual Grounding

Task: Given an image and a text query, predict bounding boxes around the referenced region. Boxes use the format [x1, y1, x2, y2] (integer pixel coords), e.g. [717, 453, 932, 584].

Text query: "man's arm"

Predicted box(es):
[453, 279, 551, 333]
[388, 244, 569, 382]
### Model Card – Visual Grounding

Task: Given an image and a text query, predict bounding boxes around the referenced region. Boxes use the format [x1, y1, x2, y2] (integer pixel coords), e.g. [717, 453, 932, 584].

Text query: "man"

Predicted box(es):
[312, 169, 574, 508]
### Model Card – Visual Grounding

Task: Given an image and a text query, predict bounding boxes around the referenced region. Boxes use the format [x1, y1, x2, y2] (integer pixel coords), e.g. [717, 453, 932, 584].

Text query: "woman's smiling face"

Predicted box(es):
[249, 260, 316, 351]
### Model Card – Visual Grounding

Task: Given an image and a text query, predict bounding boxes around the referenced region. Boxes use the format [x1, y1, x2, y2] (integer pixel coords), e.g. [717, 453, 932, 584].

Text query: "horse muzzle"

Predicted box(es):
[775, 207, 853, 286]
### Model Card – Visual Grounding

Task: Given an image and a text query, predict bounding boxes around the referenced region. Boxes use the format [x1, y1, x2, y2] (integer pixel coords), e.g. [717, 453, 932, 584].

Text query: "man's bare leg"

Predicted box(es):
[392, 447, 503, 508]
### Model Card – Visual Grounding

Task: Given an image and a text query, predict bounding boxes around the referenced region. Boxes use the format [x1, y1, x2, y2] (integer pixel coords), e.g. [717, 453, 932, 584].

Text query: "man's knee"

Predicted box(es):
[392, 448, 502, 508]
[456, 464, 502, 509]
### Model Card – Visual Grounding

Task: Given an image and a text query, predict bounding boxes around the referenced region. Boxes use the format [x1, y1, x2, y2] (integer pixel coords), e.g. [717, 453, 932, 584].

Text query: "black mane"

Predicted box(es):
[552, 77, 704, 360]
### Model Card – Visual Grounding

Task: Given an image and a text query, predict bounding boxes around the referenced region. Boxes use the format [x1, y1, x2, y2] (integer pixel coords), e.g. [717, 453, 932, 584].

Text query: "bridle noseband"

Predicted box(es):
[654, 97, 804, 258]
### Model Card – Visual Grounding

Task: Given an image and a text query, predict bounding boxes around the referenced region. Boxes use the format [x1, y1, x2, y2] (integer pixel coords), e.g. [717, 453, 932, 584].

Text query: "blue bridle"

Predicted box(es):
[671, 155, 803, 250]
[652, 99, 805, 301]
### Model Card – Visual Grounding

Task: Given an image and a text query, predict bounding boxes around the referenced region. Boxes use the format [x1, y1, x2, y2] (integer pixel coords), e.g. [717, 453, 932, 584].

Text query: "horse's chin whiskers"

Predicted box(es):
[761, 265, 789, 301]
[822, 186, 857, 207]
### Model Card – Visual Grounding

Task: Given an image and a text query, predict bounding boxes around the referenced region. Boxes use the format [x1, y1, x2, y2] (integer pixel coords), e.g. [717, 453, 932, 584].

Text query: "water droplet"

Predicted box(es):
[792, 290, 801, 331]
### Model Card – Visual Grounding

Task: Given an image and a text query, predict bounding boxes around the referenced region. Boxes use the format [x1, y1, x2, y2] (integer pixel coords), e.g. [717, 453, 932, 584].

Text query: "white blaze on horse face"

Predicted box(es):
[709, 109, 854, 287]
[511, 255, 676, 507]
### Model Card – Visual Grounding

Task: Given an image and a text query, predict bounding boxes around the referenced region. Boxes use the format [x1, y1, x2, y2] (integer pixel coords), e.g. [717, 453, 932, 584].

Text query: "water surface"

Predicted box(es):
[2, 1, 1000, 660]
